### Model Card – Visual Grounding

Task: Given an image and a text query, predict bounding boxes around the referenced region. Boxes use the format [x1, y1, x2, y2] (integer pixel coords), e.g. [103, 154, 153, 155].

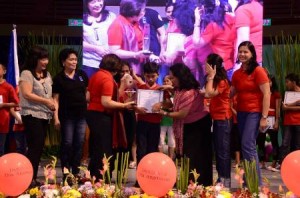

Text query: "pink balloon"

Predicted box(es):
[0, 153, 33, 196]
[136, 152, 177, 197]
[281, 150, 300, 196]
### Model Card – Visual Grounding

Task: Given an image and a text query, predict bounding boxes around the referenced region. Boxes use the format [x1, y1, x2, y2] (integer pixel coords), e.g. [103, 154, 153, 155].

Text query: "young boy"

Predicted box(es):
[0, 62, 19, 156]
[134, 62, 162, 167]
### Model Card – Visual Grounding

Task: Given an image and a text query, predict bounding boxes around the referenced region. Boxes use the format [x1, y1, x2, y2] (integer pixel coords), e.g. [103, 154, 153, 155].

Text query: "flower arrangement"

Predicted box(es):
[17, 155, 297, 198]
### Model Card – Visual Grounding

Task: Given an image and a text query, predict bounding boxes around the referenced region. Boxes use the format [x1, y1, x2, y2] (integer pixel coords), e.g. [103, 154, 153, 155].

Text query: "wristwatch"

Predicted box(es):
[262, 114, 268, 119]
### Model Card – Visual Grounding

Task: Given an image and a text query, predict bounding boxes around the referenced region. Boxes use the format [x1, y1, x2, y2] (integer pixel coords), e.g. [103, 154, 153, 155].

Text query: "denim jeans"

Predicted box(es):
[136, 121, 160, 164]
[279, 125, 300, 164]
[0, 133, 7, 156]
[82, 65, 99, 79]
[60, 117, 86, 175]
[213, 119, 232, 188]
[237, 112, 262, 185]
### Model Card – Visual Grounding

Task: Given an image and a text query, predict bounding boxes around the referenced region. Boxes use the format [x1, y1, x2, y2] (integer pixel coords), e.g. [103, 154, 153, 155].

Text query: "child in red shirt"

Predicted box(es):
[0, 63, 19, 156]
[205, 53, 232, 188]
[135, 63, 162, 172]
[279, 73, 300, 165]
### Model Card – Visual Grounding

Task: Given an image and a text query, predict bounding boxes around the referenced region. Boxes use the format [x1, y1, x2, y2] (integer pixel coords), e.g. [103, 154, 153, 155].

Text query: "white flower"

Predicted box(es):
[17, 194, 30, 198]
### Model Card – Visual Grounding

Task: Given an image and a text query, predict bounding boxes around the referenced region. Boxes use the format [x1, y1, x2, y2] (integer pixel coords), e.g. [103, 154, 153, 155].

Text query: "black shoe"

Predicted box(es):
[29, 179, 42, 188]
[134, 181, 140, 188]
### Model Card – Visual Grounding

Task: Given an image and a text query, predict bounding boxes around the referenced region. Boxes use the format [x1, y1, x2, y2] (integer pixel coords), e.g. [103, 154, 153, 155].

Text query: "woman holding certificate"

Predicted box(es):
[279, 73, 300, 166]
[86, 54, 135, 180]
[157, 63, 213, 186]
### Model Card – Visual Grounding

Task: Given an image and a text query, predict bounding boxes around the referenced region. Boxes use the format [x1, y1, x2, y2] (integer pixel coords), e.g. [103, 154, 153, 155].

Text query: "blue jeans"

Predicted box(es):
[82, 65, 99, 79]
[0, 133, 7, 156]
[237, 112, 262, 185]
[60, 117, 86, 175]
[213, 119, 232, 188]
[279, 125, 300, 164]
[136, 121, 160, 164]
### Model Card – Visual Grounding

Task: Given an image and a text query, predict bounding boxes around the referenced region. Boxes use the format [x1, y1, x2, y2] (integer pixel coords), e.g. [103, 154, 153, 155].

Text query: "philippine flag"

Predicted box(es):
[6, 24, 20, 89]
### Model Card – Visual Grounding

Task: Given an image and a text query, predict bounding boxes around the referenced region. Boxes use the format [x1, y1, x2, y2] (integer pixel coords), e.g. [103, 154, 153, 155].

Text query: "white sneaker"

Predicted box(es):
[271, 167, 280, 172]
[129, 161, 137, 169]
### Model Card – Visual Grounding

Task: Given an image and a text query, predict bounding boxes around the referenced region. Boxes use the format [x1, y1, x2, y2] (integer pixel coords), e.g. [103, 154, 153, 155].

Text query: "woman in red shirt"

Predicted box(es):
[86, 54, 135, 180]
[205, 53, 232, 188]
[231, 41, 270, 186]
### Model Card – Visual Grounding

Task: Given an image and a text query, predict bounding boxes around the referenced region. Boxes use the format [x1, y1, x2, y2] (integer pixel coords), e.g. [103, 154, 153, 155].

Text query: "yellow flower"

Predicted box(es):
[168, 190, 175, 197]
[129, 195, 140, 198]
[142, 193, 149, 198]
[63, 189, 81, 198]
[0, 192, 5, 198]
[29, 187, 39, 195]
[286, 191, 295, 198]
[96, 188, 106, 195]
[220, 191, 232, 198]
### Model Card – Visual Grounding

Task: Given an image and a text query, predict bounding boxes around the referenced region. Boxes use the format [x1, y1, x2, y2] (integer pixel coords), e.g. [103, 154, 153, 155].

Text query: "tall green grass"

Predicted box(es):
[264, 33, 300, 95]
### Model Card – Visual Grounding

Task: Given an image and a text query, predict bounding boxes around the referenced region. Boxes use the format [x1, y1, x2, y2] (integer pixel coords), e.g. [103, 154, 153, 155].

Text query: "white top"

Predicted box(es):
[83, 11, 116, 68]
[19, 70, 53, 120]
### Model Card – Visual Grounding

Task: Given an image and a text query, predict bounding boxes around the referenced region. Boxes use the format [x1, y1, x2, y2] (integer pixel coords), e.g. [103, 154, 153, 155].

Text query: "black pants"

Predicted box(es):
[257, 129, 279, 162]
[22, 115, 48, 180]
[183, 114, 213, 186]
[136, 120, 160, 164]
[116, 110, 136, 161]
[86, 111, 113, 180]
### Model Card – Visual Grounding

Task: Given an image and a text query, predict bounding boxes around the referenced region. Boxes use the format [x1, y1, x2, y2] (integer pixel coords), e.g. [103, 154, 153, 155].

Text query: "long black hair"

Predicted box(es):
[83, 0, 110, 25]
[285, 73, 300, 87]
[170, 63, 200, 90]
[269, 75, 279, 93]
[206, 53, 229, 89]
[237, 41, 259, 75]
[22, 46, 49, 80]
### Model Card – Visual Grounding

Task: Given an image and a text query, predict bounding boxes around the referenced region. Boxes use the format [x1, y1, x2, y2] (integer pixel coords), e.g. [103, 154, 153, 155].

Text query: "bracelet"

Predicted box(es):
[194, 24, 200, 27]
[262, 114, 268, 119]
[207, 76, 214, 81]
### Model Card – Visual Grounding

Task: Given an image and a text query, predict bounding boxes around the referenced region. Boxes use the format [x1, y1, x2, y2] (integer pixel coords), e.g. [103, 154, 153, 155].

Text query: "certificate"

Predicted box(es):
[137, 89, 163, 113]
[284, 91, 300, 104]
[267, 116, 275, 129]
[166, 32, 186, 53]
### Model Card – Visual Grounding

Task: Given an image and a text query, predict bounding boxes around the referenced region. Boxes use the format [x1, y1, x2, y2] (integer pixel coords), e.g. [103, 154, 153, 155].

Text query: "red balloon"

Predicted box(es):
[0, 153, 33, 196]
[281, 150, 300, 196]
[136, 152, 177, 197]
